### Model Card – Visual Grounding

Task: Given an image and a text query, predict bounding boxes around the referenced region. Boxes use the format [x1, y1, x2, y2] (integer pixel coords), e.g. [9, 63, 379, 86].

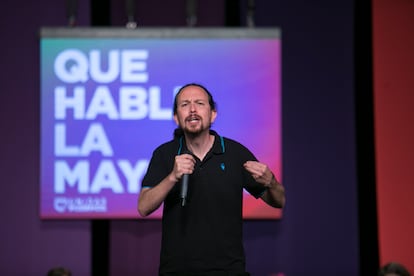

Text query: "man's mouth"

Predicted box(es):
[186, 116, 200, 123]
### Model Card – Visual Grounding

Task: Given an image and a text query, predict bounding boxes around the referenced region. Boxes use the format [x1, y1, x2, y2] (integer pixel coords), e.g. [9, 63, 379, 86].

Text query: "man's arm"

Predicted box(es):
[261, 174, 285, 208]
[243, 160, 286, 208]
[138, 153, 195, 217]
[138, 173, 177, 217]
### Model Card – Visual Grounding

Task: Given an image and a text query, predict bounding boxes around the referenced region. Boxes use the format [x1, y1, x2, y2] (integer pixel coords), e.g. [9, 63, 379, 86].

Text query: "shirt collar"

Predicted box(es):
[177, 130, 224, 155]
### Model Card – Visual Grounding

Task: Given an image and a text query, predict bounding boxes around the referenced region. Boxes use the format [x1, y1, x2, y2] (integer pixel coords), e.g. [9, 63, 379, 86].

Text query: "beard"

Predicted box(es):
[182, 122, 212, 138]
[185, 128, 202, 139]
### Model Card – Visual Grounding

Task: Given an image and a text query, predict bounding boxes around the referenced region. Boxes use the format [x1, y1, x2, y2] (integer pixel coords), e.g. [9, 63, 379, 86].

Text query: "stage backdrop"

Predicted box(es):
[39, 27, 282, 219]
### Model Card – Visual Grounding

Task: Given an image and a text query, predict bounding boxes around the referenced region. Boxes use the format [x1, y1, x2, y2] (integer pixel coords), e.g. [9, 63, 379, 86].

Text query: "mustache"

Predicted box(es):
[185, 115, 201, 121]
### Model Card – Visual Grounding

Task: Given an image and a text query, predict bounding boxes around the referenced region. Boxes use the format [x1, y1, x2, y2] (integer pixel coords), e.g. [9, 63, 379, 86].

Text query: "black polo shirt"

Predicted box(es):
[142, 130, 266, 275]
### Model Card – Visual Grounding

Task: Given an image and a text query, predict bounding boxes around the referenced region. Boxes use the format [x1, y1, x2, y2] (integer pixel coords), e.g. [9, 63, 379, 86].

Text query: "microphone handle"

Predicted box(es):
[181, 174, 189, 207]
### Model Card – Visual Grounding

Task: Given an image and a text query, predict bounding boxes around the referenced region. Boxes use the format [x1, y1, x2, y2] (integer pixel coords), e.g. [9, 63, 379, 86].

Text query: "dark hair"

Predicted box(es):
[173, 83, 217, 115]
[379, 262, 411, 276]
[173, 83, 217, 139]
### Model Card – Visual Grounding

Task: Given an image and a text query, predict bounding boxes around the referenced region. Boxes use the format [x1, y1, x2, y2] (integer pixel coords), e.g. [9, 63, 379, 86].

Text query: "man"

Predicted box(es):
[138, 83, 285, 276]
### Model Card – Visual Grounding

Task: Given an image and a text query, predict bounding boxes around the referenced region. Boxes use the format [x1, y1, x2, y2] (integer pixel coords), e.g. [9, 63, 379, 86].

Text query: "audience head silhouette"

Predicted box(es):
[47, 267, 72, 276]
[378, 262, 411, 276]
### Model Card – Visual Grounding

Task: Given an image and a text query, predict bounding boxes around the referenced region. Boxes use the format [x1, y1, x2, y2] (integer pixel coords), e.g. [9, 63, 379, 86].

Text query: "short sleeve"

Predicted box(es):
[141, 146, 172, 189]
[227, 138, 267, 198]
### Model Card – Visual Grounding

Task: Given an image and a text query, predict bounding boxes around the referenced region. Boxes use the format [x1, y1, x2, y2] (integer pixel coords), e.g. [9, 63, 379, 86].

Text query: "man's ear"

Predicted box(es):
[211, 110, 217, 124]
[173, 113, 179, 125]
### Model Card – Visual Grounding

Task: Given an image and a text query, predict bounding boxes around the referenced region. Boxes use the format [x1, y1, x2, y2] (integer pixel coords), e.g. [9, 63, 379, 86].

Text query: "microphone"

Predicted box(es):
[66, 0, 78, 27]
[180, 173, 189, 207]
[186, 0, 197, 27]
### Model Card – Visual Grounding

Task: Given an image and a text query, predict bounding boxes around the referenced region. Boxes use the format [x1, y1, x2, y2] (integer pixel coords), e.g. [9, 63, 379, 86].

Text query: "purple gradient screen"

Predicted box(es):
[40, 29, 281, 219]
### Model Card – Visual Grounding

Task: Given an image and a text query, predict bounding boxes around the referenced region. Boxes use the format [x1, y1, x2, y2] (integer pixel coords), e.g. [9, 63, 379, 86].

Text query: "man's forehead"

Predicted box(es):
[178, 86, 208, 100]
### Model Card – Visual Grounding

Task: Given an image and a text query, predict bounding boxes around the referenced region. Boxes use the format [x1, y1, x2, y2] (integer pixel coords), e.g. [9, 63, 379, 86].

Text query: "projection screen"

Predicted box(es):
[39, 27, 282, 219]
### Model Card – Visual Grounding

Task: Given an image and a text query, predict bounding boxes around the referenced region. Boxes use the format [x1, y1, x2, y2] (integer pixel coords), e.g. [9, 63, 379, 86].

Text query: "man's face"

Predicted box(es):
[173, 85, 217, 136]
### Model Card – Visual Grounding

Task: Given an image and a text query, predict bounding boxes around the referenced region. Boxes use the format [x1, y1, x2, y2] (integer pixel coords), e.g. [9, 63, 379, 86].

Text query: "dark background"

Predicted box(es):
[0, 0, 379, 275]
